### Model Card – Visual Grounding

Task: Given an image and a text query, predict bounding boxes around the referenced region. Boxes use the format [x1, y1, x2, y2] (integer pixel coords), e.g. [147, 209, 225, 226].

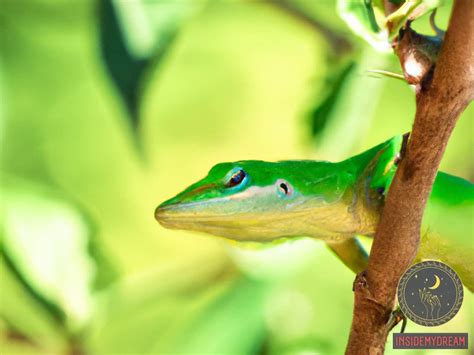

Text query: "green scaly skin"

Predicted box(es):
[155, 136, 474, 291]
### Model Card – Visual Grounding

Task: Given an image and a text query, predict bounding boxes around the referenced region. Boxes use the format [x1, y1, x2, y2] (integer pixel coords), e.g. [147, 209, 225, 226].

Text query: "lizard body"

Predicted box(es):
[155, 136, 474, 290]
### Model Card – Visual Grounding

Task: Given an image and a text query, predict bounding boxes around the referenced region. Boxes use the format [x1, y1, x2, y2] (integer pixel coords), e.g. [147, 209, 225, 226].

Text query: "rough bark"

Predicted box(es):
[345, 1, 474, 354]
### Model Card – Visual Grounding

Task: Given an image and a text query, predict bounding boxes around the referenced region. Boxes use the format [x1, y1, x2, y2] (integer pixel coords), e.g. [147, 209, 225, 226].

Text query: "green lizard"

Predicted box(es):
[155, 136, 474, 291]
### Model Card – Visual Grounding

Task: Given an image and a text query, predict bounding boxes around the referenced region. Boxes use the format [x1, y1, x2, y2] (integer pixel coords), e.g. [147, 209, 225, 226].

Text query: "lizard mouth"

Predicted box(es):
[154, 197, 354, 242]
[154, 204, 187, 227]
[154, 203, 302, 241]
[155, 203, 252, 226]
[155, 200, 324, 228]
[154, 203, 225, 229]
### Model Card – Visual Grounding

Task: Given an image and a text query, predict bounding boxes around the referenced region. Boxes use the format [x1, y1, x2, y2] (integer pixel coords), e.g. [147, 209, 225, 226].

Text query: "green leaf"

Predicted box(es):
[99, 0, 207, 128]
[2, 175, 96, 330]
[309, 47, 391, 160]
[338, 0, 444, 48]
[386, 0, 422, 38]
[386, 0, 444, 38]
[98, 0, 149, 127]
[337, 0, 391, 52]
[308, 59, 356, 138]
[0, 254, 68, 352]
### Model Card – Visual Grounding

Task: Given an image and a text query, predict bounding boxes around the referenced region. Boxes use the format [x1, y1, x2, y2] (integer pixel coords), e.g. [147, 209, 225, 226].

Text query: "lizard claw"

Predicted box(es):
[394, 132, 409, 166]
[430, 9, 445, 39]
[387, 308, 407, 333]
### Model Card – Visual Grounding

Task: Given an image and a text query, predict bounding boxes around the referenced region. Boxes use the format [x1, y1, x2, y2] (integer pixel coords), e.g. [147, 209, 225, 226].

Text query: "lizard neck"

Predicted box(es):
[340, 137, 403, 237]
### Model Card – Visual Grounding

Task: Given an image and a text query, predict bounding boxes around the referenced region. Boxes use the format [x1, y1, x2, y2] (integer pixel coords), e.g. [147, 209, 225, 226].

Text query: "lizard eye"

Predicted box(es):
[225, 169, 246, 188]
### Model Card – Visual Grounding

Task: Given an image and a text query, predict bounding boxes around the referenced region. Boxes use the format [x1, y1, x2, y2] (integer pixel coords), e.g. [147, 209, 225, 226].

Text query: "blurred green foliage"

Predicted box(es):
[0, 0, 472, 354]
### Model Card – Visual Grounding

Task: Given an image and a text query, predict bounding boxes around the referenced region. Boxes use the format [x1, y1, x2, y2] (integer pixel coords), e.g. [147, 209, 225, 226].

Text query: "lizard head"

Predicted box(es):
[155, 160, 353, 242]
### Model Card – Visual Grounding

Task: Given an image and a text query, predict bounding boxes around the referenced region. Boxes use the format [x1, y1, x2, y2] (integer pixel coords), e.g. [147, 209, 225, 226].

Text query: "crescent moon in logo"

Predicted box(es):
[429, 274, 441, 290]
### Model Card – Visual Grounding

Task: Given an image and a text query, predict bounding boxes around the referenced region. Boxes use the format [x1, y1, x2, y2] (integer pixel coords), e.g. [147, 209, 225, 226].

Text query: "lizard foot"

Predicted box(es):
[387, 307, 407, 333]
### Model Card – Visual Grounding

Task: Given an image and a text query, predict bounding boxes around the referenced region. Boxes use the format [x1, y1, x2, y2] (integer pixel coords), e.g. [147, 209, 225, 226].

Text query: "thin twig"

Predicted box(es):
[366, 69, 406, 81]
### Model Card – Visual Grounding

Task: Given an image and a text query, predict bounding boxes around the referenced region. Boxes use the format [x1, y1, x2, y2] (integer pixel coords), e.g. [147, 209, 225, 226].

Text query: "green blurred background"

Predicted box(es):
[0, 0, 472, 354]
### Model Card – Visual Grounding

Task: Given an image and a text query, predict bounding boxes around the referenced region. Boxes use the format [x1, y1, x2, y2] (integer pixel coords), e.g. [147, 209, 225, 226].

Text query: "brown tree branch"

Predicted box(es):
[346, 1, 473, 354]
